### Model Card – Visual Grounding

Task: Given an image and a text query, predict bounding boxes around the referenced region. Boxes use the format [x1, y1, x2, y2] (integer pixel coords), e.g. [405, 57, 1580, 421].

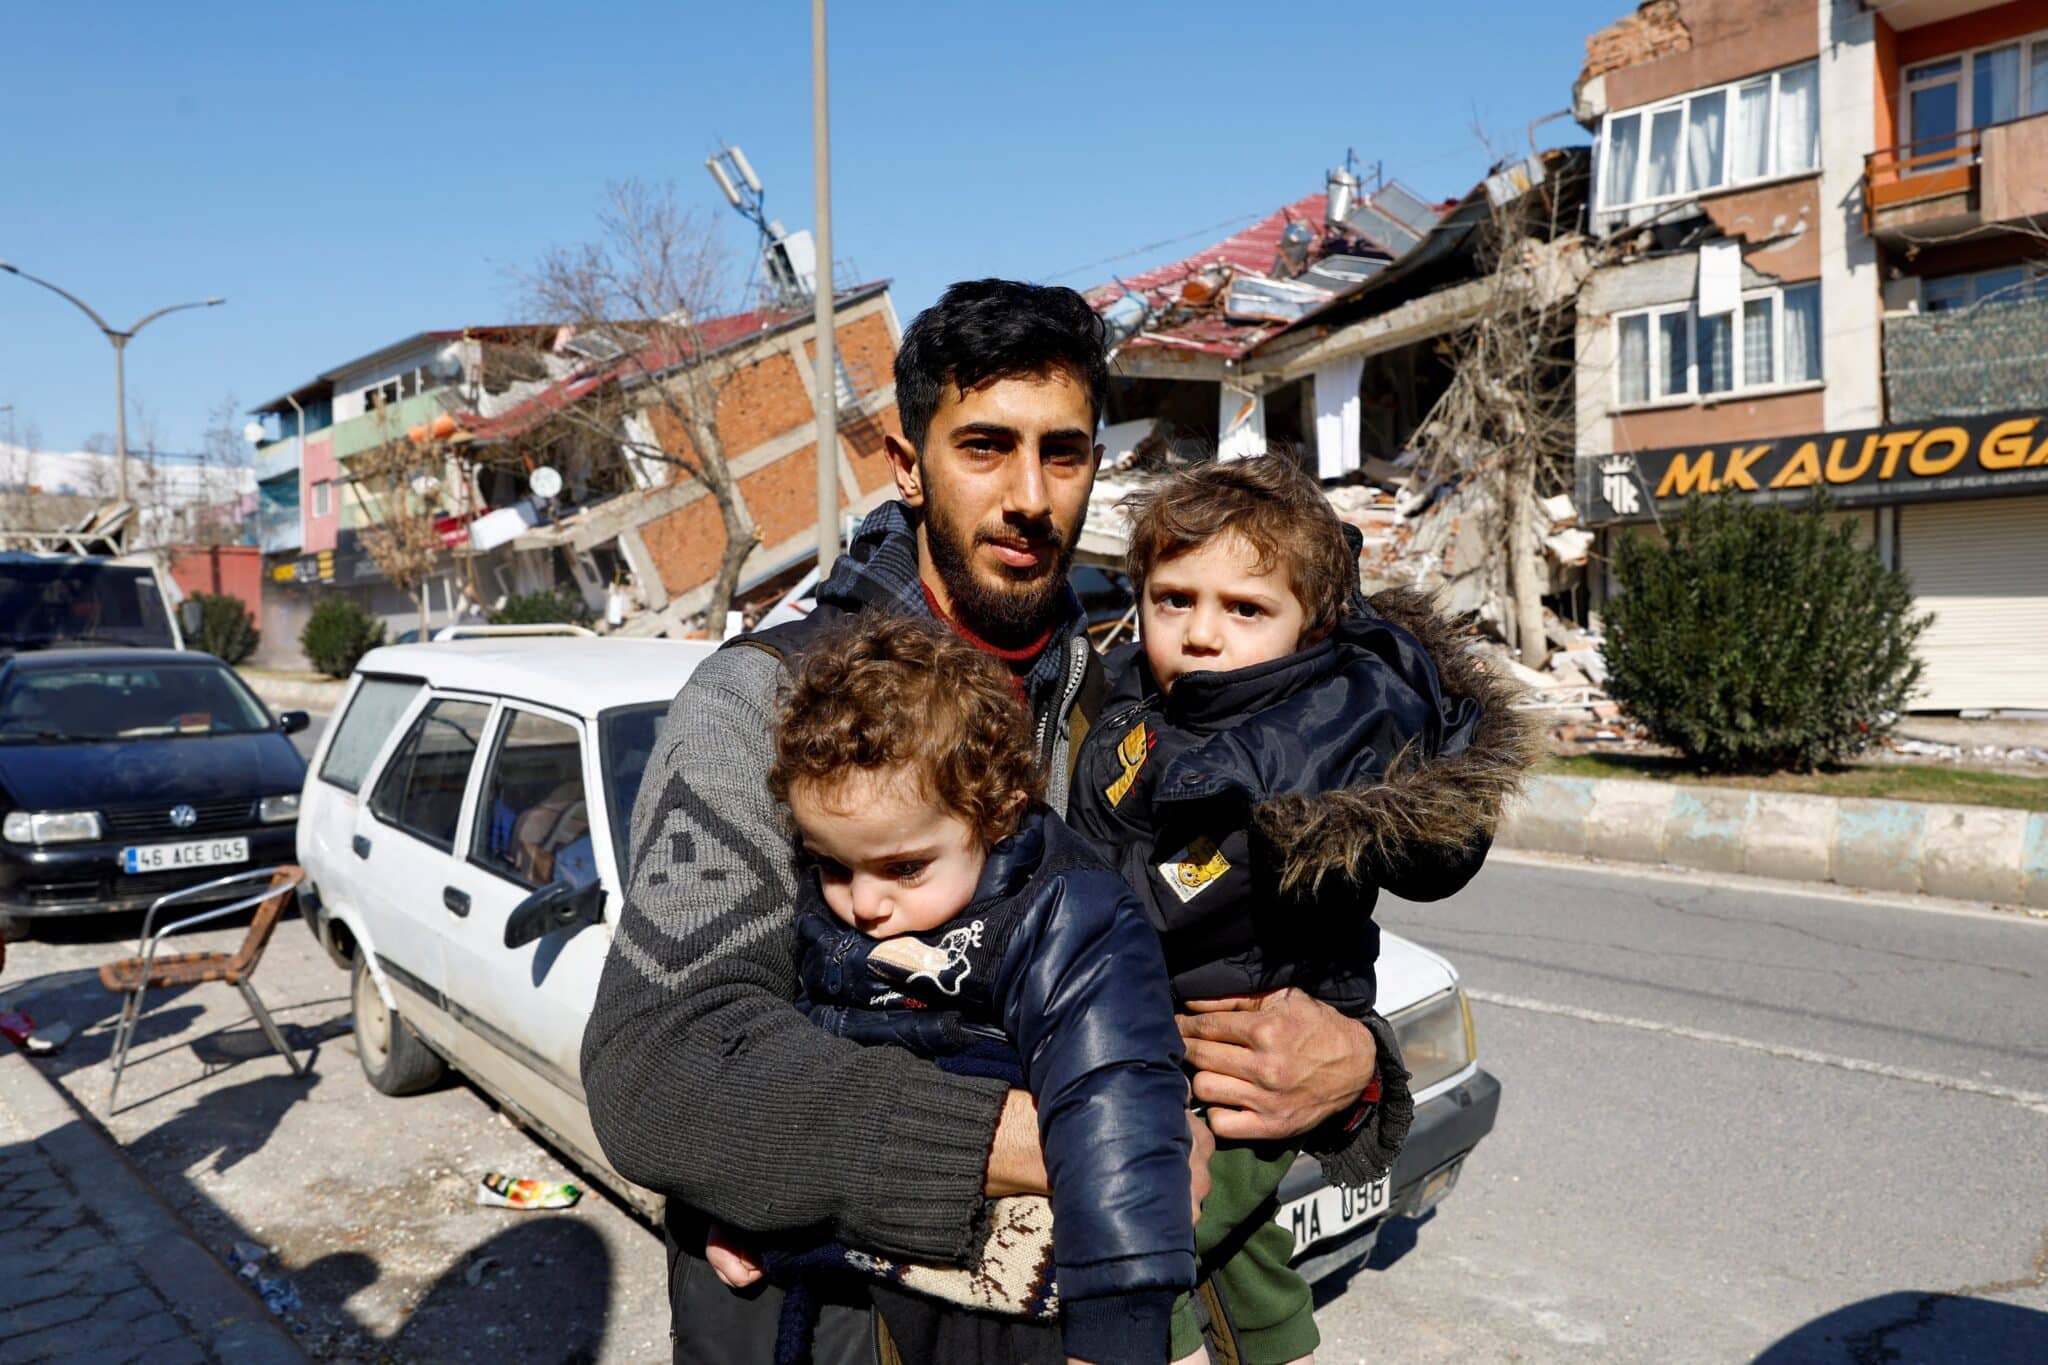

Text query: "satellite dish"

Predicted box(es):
[432, 344, 465, 380]
[242, 421, 266, 445]
[529, 466, 564, 500]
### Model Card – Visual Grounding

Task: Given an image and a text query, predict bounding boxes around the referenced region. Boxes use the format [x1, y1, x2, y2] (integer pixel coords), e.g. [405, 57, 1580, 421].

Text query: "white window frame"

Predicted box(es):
[311, 480, 333, 518]
[1597, 60, 1820, 220]
[1902, 29, 2048, 146]
[1920, 262, 2048, 312]
[1612, 282, 1823, 410]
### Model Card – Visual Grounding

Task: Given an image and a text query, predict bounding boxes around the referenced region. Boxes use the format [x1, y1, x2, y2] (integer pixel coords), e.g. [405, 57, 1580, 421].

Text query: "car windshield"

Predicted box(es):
[0, 561, 177, 652]
[599, 702, 668, 873]
[0, 662, 273, 742]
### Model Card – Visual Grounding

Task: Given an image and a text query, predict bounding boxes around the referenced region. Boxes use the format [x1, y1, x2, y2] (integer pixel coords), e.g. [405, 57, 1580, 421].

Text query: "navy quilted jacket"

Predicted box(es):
[794, 806, 1195, 1363]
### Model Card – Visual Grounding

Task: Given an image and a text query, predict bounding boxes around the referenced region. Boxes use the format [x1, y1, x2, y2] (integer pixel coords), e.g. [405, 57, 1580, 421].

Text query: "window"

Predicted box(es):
[1597, 61, 1819, 221]
[370, 697, 491, 849]
[1614, 283, 1822, 406]
[1921, 264, 2048, 312]
[1904, 30, 2048, 152]
[600, 702, 667, 876]
[311, 480, 333, 518]
[473, 708, 591, 888]
[0, 662, 272, 742]
[320, 677, 423, 793]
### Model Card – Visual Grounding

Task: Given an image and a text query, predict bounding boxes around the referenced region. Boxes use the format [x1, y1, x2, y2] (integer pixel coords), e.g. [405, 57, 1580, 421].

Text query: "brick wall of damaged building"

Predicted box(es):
[636, 302, 901, 604]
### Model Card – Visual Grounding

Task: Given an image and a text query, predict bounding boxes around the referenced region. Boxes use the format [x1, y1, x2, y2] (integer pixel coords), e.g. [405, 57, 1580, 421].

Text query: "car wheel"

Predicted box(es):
[352, 955, 445, 1095]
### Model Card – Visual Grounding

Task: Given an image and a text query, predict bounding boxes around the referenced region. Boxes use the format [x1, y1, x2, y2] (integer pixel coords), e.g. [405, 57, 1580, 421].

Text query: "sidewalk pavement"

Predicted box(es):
[1499, 774, 2048, 909]
[0, 1041, 307, 1365]
[236, 672, 346, 714]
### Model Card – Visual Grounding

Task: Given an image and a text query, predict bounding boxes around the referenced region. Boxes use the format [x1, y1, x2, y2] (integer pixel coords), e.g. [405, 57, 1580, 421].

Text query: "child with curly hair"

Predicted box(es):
[708, 613, 1199, 1365]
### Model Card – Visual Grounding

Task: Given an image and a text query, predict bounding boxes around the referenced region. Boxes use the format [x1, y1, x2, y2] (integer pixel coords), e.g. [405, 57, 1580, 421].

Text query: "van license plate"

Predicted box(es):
[122, 838, 249, 874]
[1279, 1174, 1391, 1257]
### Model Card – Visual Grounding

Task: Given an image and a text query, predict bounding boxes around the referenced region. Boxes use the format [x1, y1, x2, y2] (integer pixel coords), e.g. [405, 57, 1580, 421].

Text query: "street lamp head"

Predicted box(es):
[205, 296, 226, 306]
[0, 261, 17, 274]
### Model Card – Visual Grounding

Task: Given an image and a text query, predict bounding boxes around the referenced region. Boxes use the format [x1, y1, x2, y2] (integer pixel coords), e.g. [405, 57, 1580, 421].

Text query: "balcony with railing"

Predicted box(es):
[1865, 111, 2048, 241]
[1884, 288, 2048, 423]
[256, 479, 302, 556]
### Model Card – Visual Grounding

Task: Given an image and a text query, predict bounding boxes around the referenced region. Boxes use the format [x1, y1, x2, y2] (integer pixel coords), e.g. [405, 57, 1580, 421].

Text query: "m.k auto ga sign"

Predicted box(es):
[1578, 410, 2048, 525]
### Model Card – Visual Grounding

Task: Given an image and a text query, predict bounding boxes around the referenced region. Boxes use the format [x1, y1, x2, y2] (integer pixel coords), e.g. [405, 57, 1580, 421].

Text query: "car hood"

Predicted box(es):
[1376, 931, 1460, 1015]
[0, 732, 307, 811]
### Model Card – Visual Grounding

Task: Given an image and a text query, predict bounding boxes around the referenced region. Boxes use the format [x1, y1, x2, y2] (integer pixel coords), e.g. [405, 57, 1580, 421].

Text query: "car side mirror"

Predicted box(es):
[504, 879, 606, 949]
[278, 710, 310, 735]
[178, 598, 204, 639]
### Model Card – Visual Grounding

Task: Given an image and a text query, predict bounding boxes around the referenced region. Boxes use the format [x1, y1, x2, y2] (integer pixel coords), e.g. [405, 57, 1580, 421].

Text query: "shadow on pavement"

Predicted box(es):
[1753, 1292, 2048, 1363]
[1309, 1211, 1434, 1311]
[299, 1216, 615, 1363]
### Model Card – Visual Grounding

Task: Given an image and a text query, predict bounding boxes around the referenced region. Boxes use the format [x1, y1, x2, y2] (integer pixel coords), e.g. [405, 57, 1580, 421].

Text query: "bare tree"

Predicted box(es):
[1410, 155, 1599, 666]
[518, 179, 766, 640]
[351, 399, 450, 640]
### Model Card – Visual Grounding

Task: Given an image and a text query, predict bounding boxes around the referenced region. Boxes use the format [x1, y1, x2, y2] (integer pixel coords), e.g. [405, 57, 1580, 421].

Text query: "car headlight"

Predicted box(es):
[258, 793, 301, 824]
[3, 810, 105, 845]
[1392, 988, 1476, 1095]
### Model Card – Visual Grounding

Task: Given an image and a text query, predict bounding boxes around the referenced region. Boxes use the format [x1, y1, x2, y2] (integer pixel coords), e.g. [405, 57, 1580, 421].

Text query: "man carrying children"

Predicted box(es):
[580, 278, 1524, 1363]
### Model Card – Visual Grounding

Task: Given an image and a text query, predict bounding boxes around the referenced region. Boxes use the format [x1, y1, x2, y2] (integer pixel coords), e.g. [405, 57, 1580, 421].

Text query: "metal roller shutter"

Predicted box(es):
[1898, 495, 2048, 711]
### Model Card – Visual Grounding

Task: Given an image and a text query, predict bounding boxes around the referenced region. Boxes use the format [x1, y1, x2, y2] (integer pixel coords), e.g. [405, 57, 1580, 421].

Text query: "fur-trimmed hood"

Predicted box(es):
[1252, 587, 1541, 893]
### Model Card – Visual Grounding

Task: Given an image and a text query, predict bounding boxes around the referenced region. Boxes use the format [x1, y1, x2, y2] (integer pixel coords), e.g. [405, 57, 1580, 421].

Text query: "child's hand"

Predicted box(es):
[704, 1222, 766, 1289]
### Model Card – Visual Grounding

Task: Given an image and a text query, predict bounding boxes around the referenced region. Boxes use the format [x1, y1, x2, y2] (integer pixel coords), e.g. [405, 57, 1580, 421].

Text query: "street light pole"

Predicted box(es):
[811, 0, 839, 574]
[0, 262, 223, 505]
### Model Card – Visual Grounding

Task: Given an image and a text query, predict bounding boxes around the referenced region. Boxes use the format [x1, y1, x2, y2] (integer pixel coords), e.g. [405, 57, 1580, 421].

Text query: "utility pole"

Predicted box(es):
[0, 262, 223, 504]
[811, 0, 839, 573]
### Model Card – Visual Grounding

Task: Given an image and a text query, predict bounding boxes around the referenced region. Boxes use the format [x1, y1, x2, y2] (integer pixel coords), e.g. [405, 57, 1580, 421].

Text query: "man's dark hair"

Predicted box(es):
[894, 279, 1110, 453]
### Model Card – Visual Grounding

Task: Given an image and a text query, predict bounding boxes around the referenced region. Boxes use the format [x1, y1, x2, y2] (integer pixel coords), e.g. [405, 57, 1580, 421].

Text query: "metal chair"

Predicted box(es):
[99, 865, 307, 1109]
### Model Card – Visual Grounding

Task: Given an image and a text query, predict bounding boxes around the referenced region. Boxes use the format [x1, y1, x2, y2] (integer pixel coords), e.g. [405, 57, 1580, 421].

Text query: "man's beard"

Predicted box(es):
[922, 493, 1078, 646]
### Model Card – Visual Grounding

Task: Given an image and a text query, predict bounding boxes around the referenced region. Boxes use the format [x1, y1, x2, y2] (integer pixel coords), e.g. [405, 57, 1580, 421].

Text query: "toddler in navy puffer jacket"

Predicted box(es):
[705, 613, 1196, 1365]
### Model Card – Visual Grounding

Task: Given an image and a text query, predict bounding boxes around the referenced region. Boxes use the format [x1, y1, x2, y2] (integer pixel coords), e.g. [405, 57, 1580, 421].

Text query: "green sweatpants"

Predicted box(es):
[1167, 1141, 1319, 1364]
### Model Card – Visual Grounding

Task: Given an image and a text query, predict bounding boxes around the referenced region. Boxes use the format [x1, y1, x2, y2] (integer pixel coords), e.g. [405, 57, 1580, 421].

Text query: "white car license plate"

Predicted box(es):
[1279, 1174, 1391, 1257]
[121, 838, 250, 874]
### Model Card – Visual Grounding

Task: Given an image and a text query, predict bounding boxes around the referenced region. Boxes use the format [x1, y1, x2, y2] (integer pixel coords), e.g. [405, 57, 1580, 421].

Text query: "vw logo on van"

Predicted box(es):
[169, 804, 198, 829]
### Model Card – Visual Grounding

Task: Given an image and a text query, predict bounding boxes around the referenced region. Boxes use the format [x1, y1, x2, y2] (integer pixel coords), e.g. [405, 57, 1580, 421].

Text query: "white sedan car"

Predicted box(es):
[297, 635, 1498, 1272]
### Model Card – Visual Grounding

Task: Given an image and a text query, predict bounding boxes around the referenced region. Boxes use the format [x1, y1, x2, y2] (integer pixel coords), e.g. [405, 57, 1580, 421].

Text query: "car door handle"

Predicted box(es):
[444, 886, 470, 917]
[352, 835, 371, 859]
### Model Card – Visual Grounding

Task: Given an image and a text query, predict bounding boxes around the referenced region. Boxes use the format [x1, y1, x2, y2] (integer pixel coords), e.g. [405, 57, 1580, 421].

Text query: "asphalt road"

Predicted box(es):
[9, 703, 2046, 1362]
[1333, 855, 2048, 1364]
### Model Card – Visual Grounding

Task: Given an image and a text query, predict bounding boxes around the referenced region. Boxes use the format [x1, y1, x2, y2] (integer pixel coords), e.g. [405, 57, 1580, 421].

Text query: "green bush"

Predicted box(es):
[300, 597, 387, 679]
[489, 588, 593, 626]
[188, 592, 259, 665]
[1604, 495, 1930, 772]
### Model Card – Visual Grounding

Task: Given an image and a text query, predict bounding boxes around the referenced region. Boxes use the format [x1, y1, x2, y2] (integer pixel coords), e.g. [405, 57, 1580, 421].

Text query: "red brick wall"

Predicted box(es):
[1584, 0, 1818, 114]
[739, 444, 852, 550]
[806, 312, 897, 395]
[843, 402, 901, 495]
[169, 545, 262, 618]
[640, 494, 724, 595]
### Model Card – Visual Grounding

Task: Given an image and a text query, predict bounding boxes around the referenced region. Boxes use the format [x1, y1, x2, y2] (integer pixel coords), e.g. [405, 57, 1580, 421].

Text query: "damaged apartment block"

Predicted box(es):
[1572, 0, 2048, 712]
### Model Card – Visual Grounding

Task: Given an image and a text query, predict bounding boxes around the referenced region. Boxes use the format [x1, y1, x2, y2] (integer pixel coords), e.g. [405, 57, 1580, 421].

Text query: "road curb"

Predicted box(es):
[238, 672, 346, 714]
[0, 1041, 311, 1364]
[1499, 775, 2048, 909]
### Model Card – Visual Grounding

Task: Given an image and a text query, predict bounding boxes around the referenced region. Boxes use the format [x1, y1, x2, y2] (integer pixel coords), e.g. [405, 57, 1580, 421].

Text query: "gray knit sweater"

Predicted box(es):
[578, 641, 1015, 1262]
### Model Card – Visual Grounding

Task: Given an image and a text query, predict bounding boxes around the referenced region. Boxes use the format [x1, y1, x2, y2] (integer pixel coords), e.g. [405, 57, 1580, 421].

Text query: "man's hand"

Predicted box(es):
[1186, 1109, 1214, 1224]
[703, 1222, 765, 1290]
[983, 1088, 1050, 1197]
[1178, 988, 1376, 1141]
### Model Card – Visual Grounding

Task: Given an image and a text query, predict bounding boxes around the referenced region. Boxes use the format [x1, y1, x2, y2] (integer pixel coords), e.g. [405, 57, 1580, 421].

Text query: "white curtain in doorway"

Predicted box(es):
[1218, 383, 1266, 461]
[1312, 356, 1365, 480]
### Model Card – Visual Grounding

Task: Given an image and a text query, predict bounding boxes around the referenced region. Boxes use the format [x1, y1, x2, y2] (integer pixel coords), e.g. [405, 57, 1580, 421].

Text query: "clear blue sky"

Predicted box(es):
[1, 0, 1622, 456]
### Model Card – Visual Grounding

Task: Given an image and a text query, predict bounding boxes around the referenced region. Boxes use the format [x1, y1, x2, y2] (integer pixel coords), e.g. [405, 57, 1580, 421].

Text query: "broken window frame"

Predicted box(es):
[1613, 282, 1823, 409]
[1596, 60, 1820, 223]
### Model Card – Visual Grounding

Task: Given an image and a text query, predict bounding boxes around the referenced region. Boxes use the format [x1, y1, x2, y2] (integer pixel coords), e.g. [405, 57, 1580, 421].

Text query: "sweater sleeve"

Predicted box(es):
[578, 646, 1009, 1262]
[998, 866, 1195, 1365]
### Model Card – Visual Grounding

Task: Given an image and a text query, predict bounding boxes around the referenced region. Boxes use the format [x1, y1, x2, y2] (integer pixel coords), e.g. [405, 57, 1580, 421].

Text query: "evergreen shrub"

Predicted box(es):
[1604, 495, 1930, 772]
[489, 588, 593, 626]
[300, 597, 387, 679]
[189, 592, 259, 665]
